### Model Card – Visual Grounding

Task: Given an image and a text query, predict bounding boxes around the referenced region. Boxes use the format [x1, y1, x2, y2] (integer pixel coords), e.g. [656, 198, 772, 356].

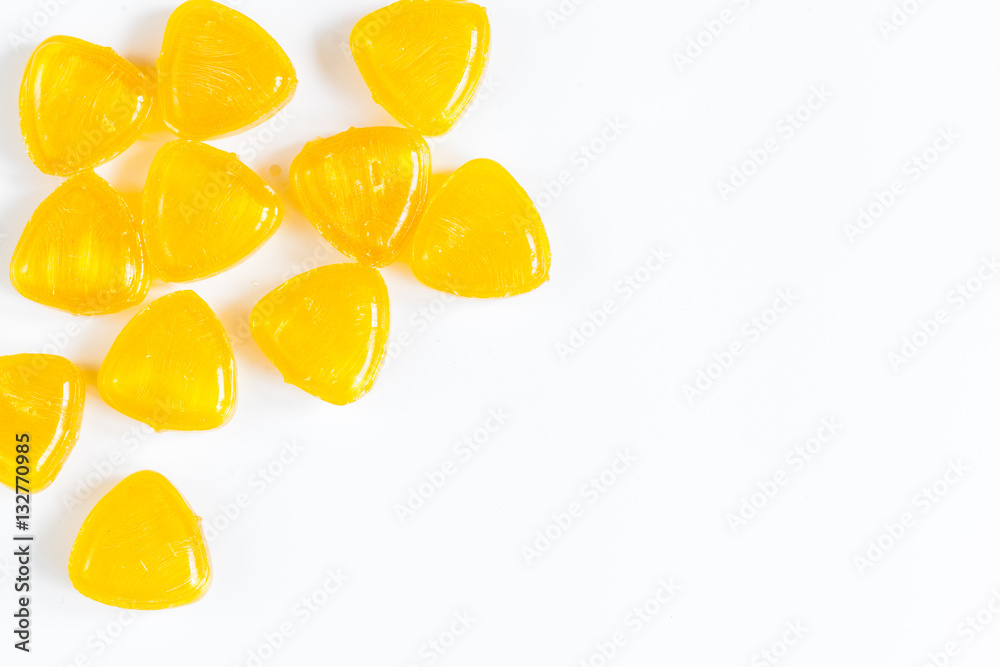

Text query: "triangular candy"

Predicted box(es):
[157, 0, 297, 139]
[143, 140, 283, 282]
[19, 36, 154, 176]
[410, 159, 551, 297]
[69, 471, 211, 609]
[290, 126, 430, 267]
[10, 171, 149, 315]
[350, 0, 490, 135]
[250, 264, 389, 405]
[98, 290, 237, 431]
[0, 354, 85, 492]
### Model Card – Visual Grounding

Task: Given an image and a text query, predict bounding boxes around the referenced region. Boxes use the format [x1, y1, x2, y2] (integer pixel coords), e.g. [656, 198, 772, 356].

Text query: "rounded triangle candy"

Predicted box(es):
[143, 140, 283, 282]
[69, 471, 212, 610]
[290, 126, 430, 267]
[0, 354, 85, 493]
[351, 0, 491, 135]
[10, 170, 150, 315]
[19, 36, 154, 176]
[410, 158, 551, 297]
[98, 290, 237, 431]
[250, 264, 389, 405]
[158, 0, 297, 139]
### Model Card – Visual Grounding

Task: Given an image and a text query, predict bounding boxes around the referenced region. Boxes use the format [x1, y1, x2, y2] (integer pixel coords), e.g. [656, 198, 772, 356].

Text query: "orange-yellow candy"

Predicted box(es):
[69, 470, 211, 610]
[143, 140, 282, 282]
[158, 0, 297, 139]
[290, 126, 430, 267]
[250, 264, 389, 405]
[0, 354, 85, 493]
[10, 171, 150, 315]
[19, 36, 154, 176]
[99, 290, 236, 431]
[351, 0, 490, 135]
[410, 158, 551, 297]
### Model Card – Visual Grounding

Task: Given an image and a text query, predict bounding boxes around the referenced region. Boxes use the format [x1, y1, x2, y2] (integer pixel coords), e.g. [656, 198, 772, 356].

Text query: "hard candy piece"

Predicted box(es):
[143, 140, 283, 282]
[98, 290, 236, 431]
[0, 354, 85, 493]
[290, 126, 430, 267]
[69, 471, 211, 610]
[250, 264, 389, 405]
[10, 171, 149, 315]
[19, 36, 154, 176]
[350, 0, 490, 135]
[158, 0, 297, 139]
[410, 158, 551, 297]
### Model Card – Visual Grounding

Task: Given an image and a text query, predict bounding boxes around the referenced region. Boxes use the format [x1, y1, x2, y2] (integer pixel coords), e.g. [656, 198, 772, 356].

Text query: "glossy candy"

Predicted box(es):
[250, 264, 389, 405]
[143, 140, 283, 282]
[10, 171, 150, 315]
[0, 354, 85, 493]
[351, 0, 490, 135]
[19, 36, 154, 176]
[290, 126, 430, 267]
[158, 0, 297, 139]
[69, 471, 212, 610]
[410, 159, 551, 297]
[99, 290, 236, 431]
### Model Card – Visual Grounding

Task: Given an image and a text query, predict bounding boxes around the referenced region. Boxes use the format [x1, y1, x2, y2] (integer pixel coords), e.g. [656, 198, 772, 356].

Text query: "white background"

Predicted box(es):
[2, 0, 1000, 665]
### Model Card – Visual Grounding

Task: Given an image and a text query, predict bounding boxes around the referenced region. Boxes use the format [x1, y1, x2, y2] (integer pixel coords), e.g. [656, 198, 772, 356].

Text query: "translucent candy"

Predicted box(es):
[143, 140, 282, 282]
[69, 471, 212, 610]
[99, 290, 237, 431]
[19, 36, 154, 176]
[250, 264, 389, 405]
[290, 126, 430, 267]
[351, 0, 490, 135]
[410, 159, 551, 297]
[158, 0, 297, 139]
[0, 354, 85, 492]
[10, 171, 149, 315]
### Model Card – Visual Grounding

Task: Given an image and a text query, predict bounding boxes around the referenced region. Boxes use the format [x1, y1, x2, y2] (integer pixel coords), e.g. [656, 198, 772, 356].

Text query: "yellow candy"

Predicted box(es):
[10, 170, 150, 315]
[158, 0, 297, 139]
[410, 158, 551, 297]
[351, 0, 491, 135]
[0, 354, 85, 493]
[69, 471, 211, 610]
[143, 140, 283, 282]
[290, 126, 430, 267]
[99, 290, 236, 431]
[250, 264, 389, 405]
[19, 36, 154, 176]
